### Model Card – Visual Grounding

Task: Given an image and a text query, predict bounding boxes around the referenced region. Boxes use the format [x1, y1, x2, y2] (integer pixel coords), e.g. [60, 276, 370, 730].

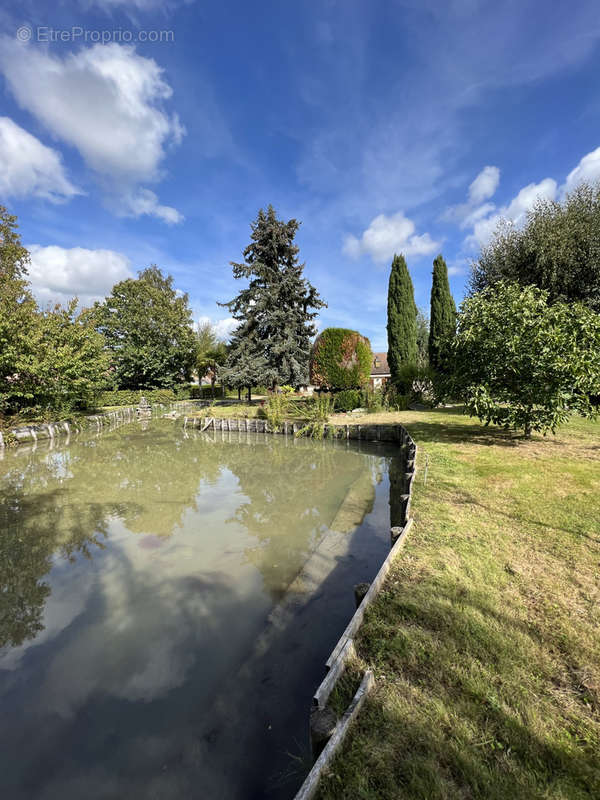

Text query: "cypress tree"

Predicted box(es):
[387, 253, 418, 383]
[428, 254, 456, 371]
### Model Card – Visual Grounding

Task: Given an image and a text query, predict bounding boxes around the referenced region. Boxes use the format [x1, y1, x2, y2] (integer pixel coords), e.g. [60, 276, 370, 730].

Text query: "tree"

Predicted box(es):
[196, 324, 229, 398]
[416, 307, 430, 367]
[450, 282, 600, 437]
[310, 328, 372, 389]
[0, 207, 40, 414]
[387, 254, 418, 384]
[33, 302, 110, 413]
[428, 254, 456, 371]
[470, 182, 600, 312]
[95, 266, 197, 390]
[219, 206, 326, 393]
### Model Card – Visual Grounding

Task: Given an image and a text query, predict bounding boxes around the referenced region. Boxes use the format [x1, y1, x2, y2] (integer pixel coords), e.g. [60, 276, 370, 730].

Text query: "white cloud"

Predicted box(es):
[562, 146, 600, 194]
[468, 165, 500, 204]
[121, 188, 184, 224]
[343, 211, 440, 263]
[0, 38, 184, 222]
[442, 165, 501, 226]
[0, 116, 80, 202]
[27, 245, 133, 306]
[466, 177, 557, 248]
[198, 315, 238, 341]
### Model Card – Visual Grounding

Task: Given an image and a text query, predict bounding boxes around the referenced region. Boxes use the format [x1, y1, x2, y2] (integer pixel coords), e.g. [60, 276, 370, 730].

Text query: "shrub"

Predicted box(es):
[334, 389, 363, 412]
[310, 328, 372, 389]
[395, 363, 435, 404]
[450, 281, 600, 437]
[296, 394, 335, 439]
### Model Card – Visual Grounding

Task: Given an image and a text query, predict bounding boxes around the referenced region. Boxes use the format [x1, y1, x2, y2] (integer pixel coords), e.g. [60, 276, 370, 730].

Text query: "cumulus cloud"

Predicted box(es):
[442, 165, 501, 226]
[198, 315, 238, 341]
[0, 117, 80, 202]
[0, 38, 184, 222]
[465, 178, 557, 248]
[562, 146, 600, 194]
[468, 165, 500, 204]
[27, 245, 133, 306]
[343, 211, 440, 264]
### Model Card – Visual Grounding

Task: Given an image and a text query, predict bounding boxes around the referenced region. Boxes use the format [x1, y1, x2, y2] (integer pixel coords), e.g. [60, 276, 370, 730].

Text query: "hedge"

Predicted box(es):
[310, 328, 372, 389]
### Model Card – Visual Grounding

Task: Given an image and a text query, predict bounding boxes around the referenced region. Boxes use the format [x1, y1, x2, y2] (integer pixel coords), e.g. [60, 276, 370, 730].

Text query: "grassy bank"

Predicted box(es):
[316, 408, 600, 800]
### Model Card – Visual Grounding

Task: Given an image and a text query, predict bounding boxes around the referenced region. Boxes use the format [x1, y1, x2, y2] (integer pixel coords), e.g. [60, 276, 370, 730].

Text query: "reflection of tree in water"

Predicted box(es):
[0, 428, 223, 650]
[214, 435, 382, 599]
[0, 424, 393, 651]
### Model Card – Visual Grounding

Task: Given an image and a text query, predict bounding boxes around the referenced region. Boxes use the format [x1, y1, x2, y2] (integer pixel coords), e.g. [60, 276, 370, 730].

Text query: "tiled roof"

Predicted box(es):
[371, 352, 390, 375]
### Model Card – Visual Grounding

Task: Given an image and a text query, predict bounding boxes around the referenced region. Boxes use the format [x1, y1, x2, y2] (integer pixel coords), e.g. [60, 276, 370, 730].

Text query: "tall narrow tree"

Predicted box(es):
[428, 254, 456, 371]
[387, 253, 418, 383]
[219, 206, 326, 393]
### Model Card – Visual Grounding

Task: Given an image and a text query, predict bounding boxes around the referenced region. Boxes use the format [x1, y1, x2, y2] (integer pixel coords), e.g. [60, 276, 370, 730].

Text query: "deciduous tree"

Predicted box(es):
[95, 266, 196, 390]
[450, 282, 600, 437]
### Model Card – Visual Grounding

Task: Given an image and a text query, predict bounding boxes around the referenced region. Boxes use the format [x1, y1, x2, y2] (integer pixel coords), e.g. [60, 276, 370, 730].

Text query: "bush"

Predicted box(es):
[395, 363, 435, 404]
[310, 328, 372, 389]
[384, 383, 410, 411]
[334, 389, 363, 412]
[98, 388, 178, 407]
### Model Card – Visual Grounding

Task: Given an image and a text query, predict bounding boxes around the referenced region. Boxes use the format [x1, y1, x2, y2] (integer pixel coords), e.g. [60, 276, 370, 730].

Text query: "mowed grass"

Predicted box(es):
[317, 408, 600, 800]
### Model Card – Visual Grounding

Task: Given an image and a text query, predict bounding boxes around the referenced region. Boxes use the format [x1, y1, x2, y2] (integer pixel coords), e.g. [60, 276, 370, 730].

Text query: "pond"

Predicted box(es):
[0, 419, 405, 800]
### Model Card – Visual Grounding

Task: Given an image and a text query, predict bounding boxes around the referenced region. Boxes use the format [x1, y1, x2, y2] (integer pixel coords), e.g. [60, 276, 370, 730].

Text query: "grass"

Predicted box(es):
[315, 407, 600, 800]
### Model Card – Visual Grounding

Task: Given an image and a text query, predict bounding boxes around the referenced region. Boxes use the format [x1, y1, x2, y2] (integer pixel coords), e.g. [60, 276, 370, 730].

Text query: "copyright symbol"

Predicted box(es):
[16, 25, 32, 42]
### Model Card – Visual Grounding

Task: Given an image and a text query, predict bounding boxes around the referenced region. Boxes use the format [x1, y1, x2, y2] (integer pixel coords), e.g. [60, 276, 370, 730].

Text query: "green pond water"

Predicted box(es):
[0, 419, 405, 799]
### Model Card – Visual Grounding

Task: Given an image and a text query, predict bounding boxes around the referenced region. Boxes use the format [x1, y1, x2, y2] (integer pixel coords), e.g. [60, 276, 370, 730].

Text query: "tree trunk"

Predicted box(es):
[237, 388, 241, 400]
[211, 376, 215, 400]
[524, 422, 532, 439]
[247, 386, 252, 403]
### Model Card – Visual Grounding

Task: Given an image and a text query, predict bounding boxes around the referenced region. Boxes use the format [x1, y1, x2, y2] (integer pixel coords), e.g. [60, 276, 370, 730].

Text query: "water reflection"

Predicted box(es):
[0, 420, 403, 799]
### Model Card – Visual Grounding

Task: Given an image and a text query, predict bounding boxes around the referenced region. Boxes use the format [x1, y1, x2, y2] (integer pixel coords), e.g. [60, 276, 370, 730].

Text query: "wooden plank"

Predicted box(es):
[326, 518, 414, 669]
[294, 670, 375, 800]
[313, 639, 356, 711]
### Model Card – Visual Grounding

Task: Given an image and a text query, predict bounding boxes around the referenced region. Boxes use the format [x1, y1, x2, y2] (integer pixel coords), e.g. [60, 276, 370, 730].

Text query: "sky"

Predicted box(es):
[1, 0, 600, 351]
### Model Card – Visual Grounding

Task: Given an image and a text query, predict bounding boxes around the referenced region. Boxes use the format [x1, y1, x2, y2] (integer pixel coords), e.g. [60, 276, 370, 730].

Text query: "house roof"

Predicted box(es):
[370, 352, 390, 376]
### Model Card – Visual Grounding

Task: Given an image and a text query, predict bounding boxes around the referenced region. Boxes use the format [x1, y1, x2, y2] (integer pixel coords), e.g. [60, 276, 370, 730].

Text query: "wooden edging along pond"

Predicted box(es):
[189, 416, 418, 800]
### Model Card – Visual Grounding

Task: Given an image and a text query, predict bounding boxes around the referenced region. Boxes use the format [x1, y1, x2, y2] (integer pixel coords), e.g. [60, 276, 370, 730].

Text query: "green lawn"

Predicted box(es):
[316, 408, 600, 800]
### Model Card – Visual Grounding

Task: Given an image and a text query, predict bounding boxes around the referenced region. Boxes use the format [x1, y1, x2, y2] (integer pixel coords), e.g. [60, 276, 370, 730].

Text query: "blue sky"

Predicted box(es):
[1, 0, 600, 350]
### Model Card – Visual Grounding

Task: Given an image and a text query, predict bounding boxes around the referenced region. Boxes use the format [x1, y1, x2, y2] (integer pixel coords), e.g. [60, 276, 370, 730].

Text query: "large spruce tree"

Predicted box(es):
[219, 206, 325, 392]
[387, 253, 418, 383]
[428, 254, 456, 371]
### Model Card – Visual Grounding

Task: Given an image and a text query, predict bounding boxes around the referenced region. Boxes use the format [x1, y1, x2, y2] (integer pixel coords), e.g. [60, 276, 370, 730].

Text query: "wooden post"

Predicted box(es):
[309, 706, 337, 761]
[354, 582, 370, 608]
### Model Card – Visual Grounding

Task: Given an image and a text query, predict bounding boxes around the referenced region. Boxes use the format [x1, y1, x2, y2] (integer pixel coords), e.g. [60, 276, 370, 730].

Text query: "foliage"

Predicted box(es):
[1, 209, 109, 415]
[264, 392, 292, 431]
[429, 254, 456, 371]
[98, 388, 179, 407]
[450, 282, 600, 436]
[364, 387, 385, 414]
[219, 205, 326, 391]
[94, 265, 197, 390]
[196, 321, 229, 396]
[30, 302, 110, 414]
[470, 182, 600, 312]
[394, 363, 436, 404]
[310, 328, 372, 389]
[387, 253, 418, 382]
[296, 393, 335, 439]
[416, 307, 430, 367]
[383, 383, 410, 411]
[334, 389, 363, 412]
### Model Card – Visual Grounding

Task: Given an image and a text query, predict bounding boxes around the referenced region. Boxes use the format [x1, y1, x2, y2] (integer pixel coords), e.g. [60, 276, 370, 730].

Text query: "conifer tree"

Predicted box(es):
[219, 206, 326, 392]
[428, 254, 456, 371]
[387, 253, 418, 383]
